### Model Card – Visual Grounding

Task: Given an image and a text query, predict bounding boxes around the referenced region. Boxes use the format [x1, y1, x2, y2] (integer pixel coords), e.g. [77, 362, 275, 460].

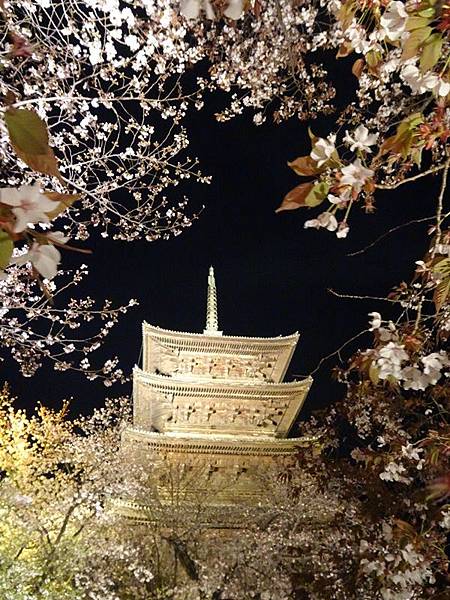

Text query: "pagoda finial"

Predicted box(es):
[204, 266, 222, 336]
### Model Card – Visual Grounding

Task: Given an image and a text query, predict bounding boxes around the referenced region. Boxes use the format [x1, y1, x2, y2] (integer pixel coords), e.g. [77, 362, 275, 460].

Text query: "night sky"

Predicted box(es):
[6, 66, 437, 425]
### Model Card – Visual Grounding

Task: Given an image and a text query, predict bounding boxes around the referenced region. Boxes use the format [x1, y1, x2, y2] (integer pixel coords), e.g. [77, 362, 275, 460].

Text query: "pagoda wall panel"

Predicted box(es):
[133, 368, 312, 437]
[143, 323, 299, 383]
[122, 427, 312, 507]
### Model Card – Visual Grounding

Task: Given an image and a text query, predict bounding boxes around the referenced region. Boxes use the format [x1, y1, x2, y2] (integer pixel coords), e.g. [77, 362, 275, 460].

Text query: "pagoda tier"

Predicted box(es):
[133, 366, 312, 437]
[142, 322, 299, 383]
[120, 428, 317, 515]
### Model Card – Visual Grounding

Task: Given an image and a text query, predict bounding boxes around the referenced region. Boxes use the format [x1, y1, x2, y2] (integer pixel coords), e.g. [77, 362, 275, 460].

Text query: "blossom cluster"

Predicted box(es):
[0, 0, 209, 377]
[274, 0, 449, 241]
[0, 261, 136, 382]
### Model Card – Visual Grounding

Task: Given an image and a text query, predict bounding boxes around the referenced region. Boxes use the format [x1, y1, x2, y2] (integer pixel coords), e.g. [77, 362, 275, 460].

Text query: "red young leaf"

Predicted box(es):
[276, 182, 315, 213]
[287, 155, 322, 177]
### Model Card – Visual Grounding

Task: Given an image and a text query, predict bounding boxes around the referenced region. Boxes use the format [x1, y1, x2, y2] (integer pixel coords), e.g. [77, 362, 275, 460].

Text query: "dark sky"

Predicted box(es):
[6, 70, 437, 425]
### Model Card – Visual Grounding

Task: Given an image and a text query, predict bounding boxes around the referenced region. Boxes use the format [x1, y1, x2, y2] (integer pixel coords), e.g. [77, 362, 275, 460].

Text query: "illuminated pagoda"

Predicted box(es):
[119, 267, 314, 524]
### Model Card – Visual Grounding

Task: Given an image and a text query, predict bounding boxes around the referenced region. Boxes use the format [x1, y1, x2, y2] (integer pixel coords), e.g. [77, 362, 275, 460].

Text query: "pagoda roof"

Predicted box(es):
[134, 365, 310, 392]
[123, 427, 318, 456]
[143, 321, 300, 346]
[142, 322, 300, 383]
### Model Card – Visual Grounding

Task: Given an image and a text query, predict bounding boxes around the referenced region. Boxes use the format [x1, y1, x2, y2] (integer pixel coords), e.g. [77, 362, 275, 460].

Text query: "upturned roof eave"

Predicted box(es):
[133, 365, 312, 391]
[142, 321, 300, 346]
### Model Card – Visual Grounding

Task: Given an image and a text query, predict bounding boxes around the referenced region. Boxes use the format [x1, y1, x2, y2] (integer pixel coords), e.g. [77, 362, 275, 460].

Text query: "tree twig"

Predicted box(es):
[375, 164, 446, 190]
[347, 215, 436, 257]
[431, 159, 450, 257]
[328, 288, 407, 303]
[297, 329, 369, 378]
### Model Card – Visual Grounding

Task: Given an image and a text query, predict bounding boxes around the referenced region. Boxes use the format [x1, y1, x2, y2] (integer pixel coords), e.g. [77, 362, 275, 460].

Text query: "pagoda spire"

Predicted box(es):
[204, 266, 222, 336]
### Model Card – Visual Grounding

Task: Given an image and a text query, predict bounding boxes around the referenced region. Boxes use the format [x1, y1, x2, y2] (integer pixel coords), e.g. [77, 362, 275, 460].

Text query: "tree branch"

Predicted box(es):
[375, 164, 447, 190]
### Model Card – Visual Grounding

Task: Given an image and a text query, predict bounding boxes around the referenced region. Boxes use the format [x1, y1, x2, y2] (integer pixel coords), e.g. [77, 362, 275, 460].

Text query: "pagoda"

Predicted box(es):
[119, 268, 314, 525]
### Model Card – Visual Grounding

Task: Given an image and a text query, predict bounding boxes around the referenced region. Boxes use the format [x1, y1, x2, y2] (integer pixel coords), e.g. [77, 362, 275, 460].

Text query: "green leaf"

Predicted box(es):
[434, 277, 450, 312]
[13, 146, 61, 179]
[411, 147, 423, 168]
[0, 229, 13, 270]
[369, 362, 380, 386]
[433, 259, 450, 311]
[44, 192, 81, 220]
[396, 113, 424, 138]
[4, 108, 61, 180]
[366, 50, 380, 68]
[420, 33, 443, 73]
[406, 16, 432, 31]
[433, 258, 450, 276]
[402, 26, 432, 61]
[418, 8, 435, 18]
[304, 181, 330, 208]
[4, 108, 50, 155]
[338, 3, 355, 30]
[381, 113, 424, 158]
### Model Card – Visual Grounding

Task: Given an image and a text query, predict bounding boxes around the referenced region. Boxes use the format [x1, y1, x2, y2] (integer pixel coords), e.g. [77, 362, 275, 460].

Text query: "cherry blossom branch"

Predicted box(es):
[296, 329, 369, 378]
[327, 288, 424, 304]
[431, 159, 450, 257]
[346, 215, 438, 257]
[375, 165, 448, 190]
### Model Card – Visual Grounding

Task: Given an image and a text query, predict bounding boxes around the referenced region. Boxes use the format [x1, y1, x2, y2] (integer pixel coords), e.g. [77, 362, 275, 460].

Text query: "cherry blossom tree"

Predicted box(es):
[2, 378, 444, 600]
[0, 0, 209, 379]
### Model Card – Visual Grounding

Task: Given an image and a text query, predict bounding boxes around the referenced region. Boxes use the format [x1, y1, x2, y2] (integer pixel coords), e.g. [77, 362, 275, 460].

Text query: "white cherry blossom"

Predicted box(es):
[377, 342, 409, 380]
[46, 231, 70, 245]
[401, 65, 450, 97]
[180, 0, 215, 20]
[224, 0, 244, 20]
[343, 125, 378, 153]
[401, 366, 431, 391]
[328, 192, 349, 207]
[0, 185, 56, 233]
[401, 443, 423, 463]
[379, 461, 410, 484]
[336, 222, 349, 238]
[345, 23, 369, 54]
[304, 211, 338, 231]
[422, 351, 450, 374]
[368, 312, 382, 331]
[380, 2, 408, 41]
[310, 134, 336, 167]
[434, 78, 450, 97]
[15, 242, 61, 280]
[340, 159, 374, 192]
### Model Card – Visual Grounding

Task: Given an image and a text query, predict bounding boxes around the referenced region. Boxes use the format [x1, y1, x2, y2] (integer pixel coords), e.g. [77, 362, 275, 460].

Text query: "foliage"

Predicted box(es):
[0, 384, 159, 599]
[2, 377, 447, 600]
